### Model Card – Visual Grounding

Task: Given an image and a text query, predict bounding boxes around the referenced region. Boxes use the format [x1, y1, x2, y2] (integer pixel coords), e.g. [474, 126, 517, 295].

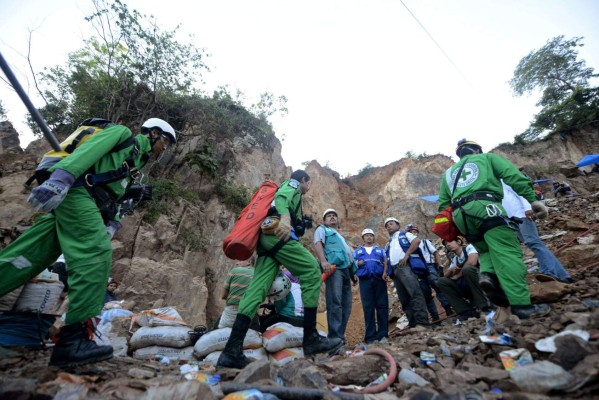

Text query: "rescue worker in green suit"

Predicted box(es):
[217, 170, 344, 369]
[0, 118, 176, 367]
[438, 139, 551, 319]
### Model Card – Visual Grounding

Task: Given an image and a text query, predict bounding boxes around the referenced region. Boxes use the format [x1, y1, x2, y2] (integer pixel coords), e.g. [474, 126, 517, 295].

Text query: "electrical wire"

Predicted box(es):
[398, 0, 476, 92]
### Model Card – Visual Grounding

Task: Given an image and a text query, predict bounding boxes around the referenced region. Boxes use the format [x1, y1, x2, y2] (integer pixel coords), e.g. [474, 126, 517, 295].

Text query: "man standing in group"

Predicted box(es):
[217, 170, 344, 369]
[501, 182, 573, 283]
[405, 223, 453, 319]
[313, 209, 357, 345]
[384, 217, 429, 329]
[438, 139, 551, 319]
[0, 118, 177, 367]
[353, 228, 390, 344]
[219, 255, 259, 330]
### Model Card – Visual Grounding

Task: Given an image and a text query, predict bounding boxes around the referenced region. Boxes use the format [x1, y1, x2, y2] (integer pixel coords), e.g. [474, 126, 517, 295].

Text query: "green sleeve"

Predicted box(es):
[274, 180, 301, 218]
[438, 166, 453, 211]
[49, 125, 132, 178]
[489, 154, 537, 204]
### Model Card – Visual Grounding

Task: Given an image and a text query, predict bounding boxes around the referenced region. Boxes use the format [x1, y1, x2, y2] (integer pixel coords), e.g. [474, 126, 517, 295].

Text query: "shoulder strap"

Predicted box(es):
[452, 162, 467, 196]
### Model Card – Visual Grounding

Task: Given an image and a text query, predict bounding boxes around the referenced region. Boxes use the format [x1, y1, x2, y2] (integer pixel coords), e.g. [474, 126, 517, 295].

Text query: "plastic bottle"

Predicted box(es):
[322, 264, 337, 282]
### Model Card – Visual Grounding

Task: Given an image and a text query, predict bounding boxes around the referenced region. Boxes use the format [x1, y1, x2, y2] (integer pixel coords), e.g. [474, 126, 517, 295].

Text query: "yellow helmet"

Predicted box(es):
[455, 138, 482, 158]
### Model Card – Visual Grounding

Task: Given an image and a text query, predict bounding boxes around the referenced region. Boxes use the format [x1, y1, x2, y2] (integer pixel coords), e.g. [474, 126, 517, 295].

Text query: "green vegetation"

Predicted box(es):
[357, 163, 374, 177]
[183, 143, 218, 186]
[510, 36, 599, 143]
[404, 151, 429, 160]
[181, 231, 208, 252]
[0, 100, 6, 121]
[142, 178, 197, 223]
[215, 182, 251, 212]
[26, 0, 283, 150]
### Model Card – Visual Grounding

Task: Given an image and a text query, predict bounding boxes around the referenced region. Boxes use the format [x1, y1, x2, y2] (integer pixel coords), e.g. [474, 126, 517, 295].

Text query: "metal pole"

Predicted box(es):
[0, 50, 61, 151]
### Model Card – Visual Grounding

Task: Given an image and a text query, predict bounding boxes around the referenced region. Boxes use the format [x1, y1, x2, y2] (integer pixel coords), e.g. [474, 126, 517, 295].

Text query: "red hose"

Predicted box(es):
[352, 348, 397, 394]
[554, 223, 599, 255]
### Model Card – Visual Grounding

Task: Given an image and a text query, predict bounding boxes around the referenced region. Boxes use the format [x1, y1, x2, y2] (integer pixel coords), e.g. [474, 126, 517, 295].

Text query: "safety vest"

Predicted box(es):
[319, 225, 350, 269]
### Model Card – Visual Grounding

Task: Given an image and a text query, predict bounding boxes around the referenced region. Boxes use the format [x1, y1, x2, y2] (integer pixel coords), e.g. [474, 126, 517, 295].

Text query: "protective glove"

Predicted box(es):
[531, 201, 548, 219]
[28, 169, 75, 212]
[106, 220, 123, 239]
[274, 214, 291, 241]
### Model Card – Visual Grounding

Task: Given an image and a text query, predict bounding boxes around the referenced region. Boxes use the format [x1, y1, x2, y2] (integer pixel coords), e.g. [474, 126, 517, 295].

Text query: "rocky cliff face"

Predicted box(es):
[1, 120, 598, 328]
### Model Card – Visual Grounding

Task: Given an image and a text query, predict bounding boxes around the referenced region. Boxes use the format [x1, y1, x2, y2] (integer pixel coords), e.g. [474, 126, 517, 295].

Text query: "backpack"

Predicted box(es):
[25, 118, 135, 186]
[319, 225, 349, 268]
[223, 180, 279, 260]
[432, 206, 462, 242]
[386, 232, 429, 277]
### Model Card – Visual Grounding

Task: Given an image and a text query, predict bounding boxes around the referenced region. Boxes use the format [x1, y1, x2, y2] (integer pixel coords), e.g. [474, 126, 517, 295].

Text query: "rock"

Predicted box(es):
[278, 359, 328, 389]
[509, 361, 573, 393]
[232, 360, 275, 384]
[128, 368, 156, 379]
[0, 378, 38, 400]
[461, 362, 509, 382]
[549, 335, 597, 370]
[144, 380, 217, 400]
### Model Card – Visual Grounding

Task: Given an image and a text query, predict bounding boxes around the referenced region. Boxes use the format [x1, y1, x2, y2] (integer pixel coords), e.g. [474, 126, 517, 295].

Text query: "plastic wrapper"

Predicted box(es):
[479, 333, 512, 345]
[499, 348, 533, 371]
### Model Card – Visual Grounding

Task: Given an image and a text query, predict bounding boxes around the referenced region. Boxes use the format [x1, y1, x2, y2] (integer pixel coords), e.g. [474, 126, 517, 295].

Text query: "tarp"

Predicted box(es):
[577, 154, 599, 168]
[419, 195, 439, 203]
[533, 179, 551, 184]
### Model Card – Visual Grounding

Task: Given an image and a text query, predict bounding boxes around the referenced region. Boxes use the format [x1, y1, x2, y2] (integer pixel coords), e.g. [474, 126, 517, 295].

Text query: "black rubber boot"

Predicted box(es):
[302, 307, 344, 356]
[511, 304, 551, 319]
[478, 272, 511, 307]
[49, 320, 113, 367]
[216, 314, 251, 369]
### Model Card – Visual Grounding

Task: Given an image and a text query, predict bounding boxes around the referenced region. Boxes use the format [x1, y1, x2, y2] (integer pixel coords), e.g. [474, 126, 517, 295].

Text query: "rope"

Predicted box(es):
[553, 222, 599, 255]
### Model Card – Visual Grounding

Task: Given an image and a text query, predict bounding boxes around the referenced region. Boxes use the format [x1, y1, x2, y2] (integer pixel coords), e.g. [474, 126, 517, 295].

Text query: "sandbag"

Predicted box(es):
[193, 327, 262, 357]
[0, 312, 56, 349]
[14, 281, 64, 315]
[130, 326, 193, 350]
[262, 322, 303, 353]
[0, 286, 24, 312]
[133, 345, 196, 361]
[268, 347, 304, 366]
[136, 307, 188, 327]
[202, 347, 268, 366]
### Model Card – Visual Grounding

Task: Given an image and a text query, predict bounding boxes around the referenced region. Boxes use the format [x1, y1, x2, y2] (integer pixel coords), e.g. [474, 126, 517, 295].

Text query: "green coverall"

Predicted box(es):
[237, 179, 321, 318]
[438, 153, 537, 306]
[0, 125, 150, 324]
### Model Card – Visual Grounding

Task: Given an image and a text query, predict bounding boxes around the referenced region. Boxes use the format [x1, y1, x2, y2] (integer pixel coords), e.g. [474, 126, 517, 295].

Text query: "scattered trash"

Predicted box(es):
[581, 299, 599, 308]
[420, 351, 436, 365]
[366, 374, 388, 388]
[535, 330, 590, 352]
[479, 333, 513, 345]
[222, 389, 280, 400]
[398, 368, 430, 387]
[184, 371, 221, 385]
[499, 348, 533, 371]
[439, 342, 451, 357]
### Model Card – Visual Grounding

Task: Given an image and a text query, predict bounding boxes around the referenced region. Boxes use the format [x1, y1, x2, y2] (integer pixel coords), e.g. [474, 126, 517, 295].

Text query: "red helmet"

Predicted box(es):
[405, 224, 419, 233]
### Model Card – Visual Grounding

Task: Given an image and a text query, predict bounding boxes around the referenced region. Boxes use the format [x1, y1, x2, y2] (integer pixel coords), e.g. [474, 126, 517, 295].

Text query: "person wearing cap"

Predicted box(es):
[551, 181, 572, 198]
[438, 139, 551, 319]
[0, 118, 176, 367]
[313, 208, 357, 344]
[384, 217, 429, 329]
[352, 228, 390, 343]
[501, 181, 573, 283]
[437, 236, 492, 321]
[218, 170, 344, 369]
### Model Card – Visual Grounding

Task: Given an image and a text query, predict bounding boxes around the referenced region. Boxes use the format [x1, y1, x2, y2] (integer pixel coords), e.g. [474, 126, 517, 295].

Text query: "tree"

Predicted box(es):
[510, 36, 599, 142]
[0, 100, 6, 121]
[28, 0, 209, 135]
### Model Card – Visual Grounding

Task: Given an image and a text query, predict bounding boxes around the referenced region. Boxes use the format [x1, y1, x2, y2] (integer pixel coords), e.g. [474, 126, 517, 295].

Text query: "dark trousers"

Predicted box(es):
[391, 265, 429, 326]
[358, 276, 389, 343]
[437, 266, 490, 314]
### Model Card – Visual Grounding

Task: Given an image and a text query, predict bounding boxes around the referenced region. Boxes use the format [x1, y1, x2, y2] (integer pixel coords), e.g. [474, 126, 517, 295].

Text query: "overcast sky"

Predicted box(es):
[1, 0, 598, 176]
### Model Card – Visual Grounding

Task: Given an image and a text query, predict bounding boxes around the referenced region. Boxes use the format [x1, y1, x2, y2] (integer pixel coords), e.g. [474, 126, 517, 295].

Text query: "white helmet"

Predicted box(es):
[323, 208, 338, 220]
[268, 271, 292, 301]
[142, 118, 177, 143]
[361, 228, 375, 237]
[384, 217, 400, 227]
